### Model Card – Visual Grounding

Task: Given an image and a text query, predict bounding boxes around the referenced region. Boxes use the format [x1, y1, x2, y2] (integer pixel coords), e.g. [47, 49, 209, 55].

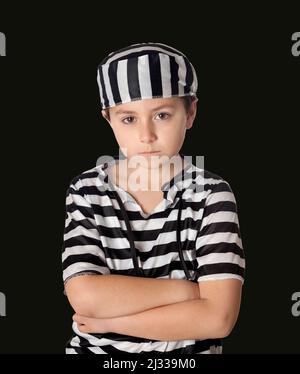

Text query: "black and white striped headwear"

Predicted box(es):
[97, 42, 198, 110]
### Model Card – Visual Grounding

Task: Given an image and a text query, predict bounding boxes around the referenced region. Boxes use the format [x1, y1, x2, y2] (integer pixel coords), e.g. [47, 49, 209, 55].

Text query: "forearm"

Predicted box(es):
[74, 299, 226, 341]
[109, 299, 226, 340]
[67, 274, 200, 318]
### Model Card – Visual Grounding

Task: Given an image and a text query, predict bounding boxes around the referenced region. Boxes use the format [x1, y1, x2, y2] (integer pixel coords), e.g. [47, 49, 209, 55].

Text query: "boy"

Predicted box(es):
[62, 42, 245, 354]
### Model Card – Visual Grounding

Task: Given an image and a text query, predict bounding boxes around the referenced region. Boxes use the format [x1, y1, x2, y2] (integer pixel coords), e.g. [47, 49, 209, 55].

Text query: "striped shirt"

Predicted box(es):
[61, 155, 245, 354]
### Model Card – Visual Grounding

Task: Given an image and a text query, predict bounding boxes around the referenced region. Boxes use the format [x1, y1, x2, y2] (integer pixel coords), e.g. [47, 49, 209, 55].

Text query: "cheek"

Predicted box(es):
[159, 134, 182, 154]
[113, 127, 132, 144]
[160, 123, 185, 142]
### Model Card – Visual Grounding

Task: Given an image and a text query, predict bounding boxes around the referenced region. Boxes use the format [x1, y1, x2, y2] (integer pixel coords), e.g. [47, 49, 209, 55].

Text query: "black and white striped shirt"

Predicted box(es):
[62, 155, 245, 354]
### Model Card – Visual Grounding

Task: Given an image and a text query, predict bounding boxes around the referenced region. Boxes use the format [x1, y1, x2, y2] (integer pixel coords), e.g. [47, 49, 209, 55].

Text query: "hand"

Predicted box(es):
[72, 313, 110, 334]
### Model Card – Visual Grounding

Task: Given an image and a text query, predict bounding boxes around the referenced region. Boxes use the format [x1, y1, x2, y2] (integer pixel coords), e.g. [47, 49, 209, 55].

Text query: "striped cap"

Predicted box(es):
[97, 42, 198, 109]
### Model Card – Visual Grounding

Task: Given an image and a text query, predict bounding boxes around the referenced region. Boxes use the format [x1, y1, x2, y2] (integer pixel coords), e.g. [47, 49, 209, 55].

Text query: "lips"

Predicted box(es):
[139, 151, 160, 154]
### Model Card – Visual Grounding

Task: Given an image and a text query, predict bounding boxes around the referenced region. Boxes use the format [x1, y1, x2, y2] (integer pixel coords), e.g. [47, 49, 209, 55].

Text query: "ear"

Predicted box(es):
[101, 109, 111, 124]
[186, 98, 198, 129]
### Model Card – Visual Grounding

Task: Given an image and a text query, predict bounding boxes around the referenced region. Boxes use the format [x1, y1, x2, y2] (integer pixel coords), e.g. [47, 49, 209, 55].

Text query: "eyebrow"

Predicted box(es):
[114, 104, 176, 115]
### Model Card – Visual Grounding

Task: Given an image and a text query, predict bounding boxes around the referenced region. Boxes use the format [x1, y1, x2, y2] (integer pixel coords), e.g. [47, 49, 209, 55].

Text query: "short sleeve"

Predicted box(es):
[194, 179, 245, 284]
[61, 178, 110, 292]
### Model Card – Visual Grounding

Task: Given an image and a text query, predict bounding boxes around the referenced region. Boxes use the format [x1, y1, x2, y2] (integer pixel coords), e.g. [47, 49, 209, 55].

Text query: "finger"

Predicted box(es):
[78, 324, 89, 333]
[73, 314, 86, 324]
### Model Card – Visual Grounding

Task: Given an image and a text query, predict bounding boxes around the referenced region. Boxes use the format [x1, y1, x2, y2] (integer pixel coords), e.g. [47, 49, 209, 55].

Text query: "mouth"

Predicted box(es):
[139, 151, 160, 155]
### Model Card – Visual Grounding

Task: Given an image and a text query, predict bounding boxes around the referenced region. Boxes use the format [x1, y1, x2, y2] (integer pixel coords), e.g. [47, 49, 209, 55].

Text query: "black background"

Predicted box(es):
[0, 5, 299, 354]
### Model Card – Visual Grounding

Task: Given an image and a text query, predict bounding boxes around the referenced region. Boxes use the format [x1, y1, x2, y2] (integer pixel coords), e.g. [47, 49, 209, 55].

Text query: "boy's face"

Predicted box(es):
[101, 97, 197, 167]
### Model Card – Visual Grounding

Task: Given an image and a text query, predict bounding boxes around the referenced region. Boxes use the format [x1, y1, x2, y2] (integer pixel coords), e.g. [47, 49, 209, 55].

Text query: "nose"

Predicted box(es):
[139, 119, 157, 143]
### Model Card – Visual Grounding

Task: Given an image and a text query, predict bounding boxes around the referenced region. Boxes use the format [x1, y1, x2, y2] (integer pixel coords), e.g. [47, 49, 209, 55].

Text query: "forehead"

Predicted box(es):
[110, 97, 183, 115]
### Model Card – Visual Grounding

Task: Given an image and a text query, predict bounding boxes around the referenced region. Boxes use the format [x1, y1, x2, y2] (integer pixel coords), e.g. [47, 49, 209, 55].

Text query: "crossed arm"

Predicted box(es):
[65, 274, 242, 341]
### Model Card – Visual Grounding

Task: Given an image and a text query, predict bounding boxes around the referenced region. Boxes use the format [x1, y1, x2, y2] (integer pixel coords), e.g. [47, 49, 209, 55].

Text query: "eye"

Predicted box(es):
[155, 112, 171, 120]
[121, 116, 135, 125]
